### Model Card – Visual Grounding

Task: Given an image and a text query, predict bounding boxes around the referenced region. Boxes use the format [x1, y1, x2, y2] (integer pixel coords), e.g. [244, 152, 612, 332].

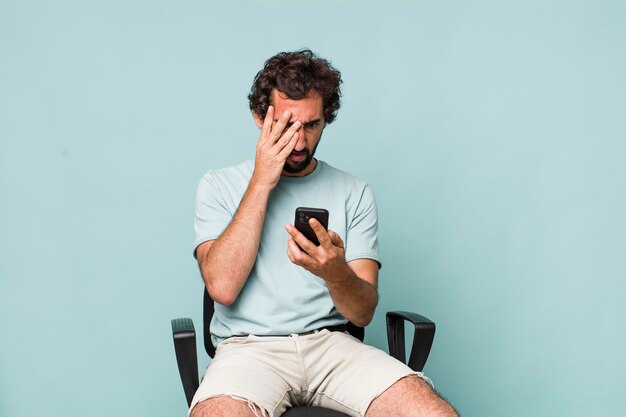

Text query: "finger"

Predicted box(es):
[277, 131, 299, 159]
[287, 236, 315, 269]
[285, 223, 316, 254]
[309, 218, 332, 247]
[276, 120, 301, 148]
[269, 110, 292, 144]
[286, 237, 297, 262]
[286, 236, 303, 262]
[328, 230, 344, 249]
[259, 106, 274, 144]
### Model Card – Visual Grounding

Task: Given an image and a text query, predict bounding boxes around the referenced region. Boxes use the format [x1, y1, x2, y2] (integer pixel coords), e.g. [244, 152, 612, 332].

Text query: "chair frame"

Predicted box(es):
[172, 290, 436, 415]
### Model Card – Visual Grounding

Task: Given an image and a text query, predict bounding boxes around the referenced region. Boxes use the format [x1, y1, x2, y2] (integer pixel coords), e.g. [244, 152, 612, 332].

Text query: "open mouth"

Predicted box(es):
[289, 152, 307, 162]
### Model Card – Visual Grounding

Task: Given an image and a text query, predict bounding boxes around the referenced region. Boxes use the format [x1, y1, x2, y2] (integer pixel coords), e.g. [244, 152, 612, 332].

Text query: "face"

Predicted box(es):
[255, 89, 325, 177]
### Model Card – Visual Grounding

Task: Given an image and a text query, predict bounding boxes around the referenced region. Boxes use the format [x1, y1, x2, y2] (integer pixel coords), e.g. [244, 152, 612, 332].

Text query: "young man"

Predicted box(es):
[191, 49, 458, 417]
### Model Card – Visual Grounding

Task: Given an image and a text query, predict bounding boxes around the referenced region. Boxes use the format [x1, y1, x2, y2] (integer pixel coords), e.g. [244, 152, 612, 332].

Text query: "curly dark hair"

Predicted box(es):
[248, 49, 342, 124]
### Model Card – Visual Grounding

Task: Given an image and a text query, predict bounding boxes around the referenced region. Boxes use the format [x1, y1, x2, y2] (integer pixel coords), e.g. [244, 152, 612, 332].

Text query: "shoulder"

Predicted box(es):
[201, 159, 254, 182]
[199, 159, 253, 188]
[196, 160, 254, 202]
[318, 161, 370, 189]
[317, 161, 375, 205]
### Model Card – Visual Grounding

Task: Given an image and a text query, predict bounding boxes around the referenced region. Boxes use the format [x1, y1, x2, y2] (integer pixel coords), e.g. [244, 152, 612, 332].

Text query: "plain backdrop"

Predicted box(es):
[1, 1, 625, 416]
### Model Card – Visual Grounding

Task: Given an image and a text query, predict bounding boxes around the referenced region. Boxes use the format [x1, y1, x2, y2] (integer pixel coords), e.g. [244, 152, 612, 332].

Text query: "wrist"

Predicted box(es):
[249, 174, 276, 193]
[325, 263, 355, 287]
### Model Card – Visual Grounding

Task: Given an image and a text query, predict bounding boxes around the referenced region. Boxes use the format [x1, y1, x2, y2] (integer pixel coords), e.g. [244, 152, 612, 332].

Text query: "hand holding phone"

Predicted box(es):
[294, 207, 329, 246]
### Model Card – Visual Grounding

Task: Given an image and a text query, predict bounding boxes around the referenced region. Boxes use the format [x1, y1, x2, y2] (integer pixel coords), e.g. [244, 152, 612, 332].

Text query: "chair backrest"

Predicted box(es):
[202, 289, 364, 358]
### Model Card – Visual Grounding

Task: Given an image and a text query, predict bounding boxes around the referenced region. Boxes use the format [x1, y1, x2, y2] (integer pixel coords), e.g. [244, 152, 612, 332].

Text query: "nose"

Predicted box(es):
[293, 124, 306, 151]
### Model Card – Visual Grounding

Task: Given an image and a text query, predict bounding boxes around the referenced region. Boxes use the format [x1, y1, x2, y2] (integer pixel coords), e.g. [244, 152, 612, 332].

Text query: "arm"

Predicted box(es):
[197, 106, 302, 305]
[195, 183, 270, 305]
[285, 220, 379, 326]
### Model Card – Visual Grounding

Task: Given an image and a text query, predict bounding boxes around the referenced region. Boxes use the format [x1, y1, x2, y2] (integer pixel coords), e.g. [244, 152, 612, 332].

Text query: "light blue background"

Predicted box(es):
[1, 1, 625, 416]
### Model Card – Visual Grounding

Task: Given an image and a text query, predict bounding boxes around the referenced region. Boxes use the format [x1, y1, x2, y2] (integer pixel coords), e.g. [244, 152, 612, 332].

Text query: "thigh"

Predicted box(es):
[189, 336, 301, 417]
[302, 331, 418, 416]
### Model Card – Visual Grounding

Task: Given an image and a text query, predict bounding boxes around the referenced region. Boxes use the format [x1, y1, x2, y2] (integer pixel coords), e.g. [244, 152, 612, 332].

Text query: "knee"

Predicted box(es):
[190, 396, 260, 417]
[407, 376, 459, 417]
[367, 376, 459, 417]
[189, 399, 212, 417]
[189, 397, 232, 417]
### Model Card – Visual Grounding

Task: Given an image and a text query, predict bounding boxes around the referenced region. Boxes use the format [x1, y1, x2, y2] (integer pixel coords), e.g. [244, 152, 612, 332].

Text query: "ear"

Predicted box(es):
[252, 112, 264, 129]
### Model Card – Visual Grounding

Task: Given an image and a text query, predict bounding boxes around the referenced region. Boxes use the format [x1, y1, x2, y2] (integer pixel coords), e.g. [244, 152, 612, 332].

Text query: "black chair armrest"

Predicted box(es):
[171, 318, 200, 406]
[386, 311, 436, 372]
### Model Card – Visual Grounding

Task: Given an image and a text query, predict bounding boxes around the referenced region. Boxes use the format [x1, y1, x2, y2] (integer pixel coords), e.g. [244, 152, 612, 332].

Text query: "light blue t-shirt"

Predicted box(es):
[194, 159, 380, 344]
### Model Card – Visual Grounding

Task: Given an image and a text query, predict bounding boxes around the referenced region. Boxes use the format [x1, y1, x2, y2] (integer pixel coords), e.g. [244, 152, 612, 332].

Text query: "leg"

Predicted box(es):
[366, 376, 459, 417]
[188, 335, 302, 417]
[300, 331, 457, 417]
[190, 396, 266, 417]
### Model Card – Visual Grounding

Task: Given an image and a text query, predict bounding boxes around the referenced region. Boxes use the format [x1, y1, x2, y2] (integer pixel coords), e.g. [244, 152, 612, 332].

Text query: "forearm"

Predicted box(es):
[198, 180, 271, 305]
[325, 264, 379, 327]
[198, 106, 302, 304]
[284, 221, 380, 326]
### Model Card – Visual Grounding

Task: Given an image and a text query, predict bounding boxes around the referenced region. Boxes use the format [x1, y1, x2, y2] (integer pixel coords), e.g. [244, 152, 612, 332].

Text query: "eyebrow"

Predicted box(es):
[275, 118, 323, 128]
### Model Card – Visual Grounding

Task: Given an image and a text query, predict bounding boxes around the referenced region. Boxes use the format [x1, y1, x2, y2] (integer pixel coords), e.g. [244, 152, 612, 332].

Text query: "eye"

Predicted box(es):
[304, 121, 321, 130]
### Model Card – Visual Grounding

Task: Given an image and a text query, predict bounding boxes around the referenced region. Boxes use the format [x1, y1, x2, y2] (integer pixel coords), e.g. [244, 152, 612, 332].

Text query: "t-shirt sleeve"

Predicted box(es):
[193, 171, 234, 255]
[344, 184, 381, 268]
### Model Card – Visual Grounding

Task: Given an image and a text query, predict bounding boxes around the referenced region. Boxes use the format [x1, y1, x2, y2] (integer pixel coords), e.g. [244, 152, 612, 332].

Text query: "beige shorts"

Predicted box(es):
[189, 329, 421, 417]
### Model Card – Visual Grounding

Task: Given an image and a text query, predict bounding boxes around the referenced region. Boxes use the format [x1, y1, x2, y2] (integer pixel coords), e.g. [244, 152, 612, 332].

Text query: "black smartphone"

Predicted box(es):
[294, 207, 329, 246]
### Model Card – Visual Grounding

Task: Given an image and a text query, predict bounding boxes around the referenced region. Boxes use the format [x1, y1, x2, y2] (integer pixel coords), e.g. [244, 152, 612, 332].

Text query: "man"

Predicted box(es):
[191, 49, 458, 417]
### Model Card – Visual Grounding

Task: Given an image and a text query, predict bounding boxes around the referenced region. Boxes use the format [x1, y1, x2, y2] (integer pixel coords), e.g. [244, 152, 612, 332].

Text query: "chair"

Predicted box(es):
[172, 290, 436, 416]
